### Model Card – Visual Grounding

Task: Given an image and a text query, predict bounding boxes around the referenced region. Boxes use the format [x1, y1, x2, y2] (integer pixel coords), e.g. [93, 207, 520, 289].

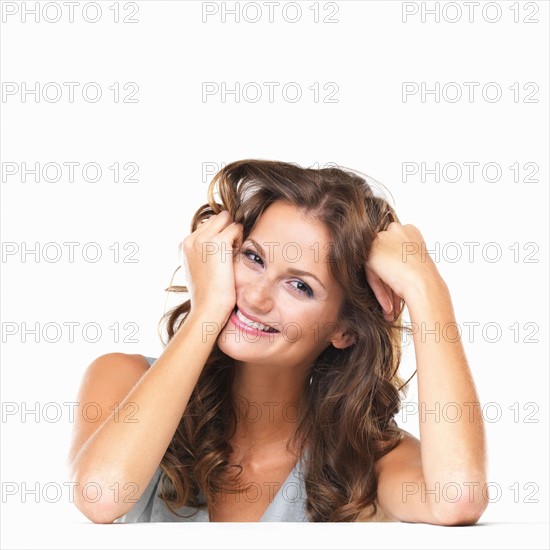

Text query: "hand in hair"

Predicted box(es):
[365, 222, 442, 321]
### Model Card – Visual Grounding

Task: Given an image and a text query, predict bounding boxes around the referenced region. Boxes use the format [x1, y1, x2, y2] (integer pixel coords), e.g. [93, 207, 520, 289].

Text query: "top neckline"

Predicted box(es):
[257, 456, 303, 521]
[205, 447, 309, 522]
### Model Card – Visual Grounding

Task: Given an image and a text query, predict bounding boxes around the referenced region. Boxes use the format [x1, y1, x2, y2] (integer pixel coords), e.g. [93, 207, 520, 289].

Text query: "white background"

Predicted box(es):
[1, 0, 548, 548]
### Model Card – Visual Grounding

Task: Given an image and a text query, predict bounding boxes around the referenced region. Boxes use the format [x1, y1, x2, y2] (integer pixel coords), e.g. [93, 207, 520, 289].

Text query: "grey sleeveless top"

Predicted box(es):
[114, 356, 309, 523]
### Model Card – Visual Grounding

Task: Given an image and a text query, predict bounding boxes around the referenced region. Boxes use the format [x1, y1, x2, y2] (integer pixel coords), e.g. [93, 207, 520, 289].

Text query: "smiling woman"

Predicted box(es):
[67, 159, 487, 524]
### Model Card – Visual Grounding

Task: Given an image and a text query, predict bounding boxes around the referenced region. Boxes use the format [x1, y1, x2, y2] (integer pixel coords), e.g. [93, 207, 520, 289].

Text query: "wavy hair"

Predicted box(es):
[156, 159, 414, 521]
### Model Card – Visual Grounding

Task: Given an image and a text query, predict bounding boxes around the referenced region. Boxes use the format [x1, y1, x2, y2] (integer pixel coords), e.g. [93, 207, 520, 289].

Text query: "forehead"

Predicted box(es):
[250, 201, 333, 264]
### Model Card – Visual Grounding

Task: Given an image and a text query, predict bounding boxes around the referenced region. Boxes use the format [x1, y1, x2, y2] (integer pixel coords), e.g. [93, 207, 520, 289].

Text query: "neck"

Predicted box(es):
[230, 360, 310, 452]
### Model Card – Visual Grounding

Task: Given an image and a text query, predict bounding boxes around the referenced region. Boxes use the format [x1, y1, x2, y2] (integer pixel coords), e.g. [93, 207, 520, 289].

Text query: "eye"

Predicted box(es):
[241, 249, 263, 265]
[241, 248, 314, 298]
[290, 280, 314, 297]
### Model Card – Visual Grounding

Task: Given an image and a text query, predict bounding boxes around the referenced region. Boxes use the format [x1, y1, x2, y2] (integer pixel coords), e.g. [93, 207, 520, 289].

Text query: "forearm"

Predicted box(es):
[406, 275, 488, 513]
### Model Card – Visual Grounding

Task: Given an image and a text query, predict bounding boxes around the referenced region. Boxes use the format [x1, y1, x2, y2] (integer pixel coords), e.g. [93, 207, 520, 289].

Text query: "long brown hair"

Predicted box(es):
[156, 160, 414, 521]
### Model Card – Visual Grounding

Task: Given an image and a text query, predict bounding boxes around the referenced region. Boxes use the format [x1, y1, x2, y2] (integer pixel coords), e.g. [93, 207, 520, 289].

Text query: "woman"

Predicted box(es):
[67, 159, 487, 524]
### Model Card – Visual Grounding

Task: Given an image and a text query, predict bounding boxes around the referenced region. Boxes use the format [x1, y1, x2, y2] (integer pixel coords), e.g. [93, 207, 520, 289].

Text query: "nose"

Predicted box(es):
[241, 276, 274, 315]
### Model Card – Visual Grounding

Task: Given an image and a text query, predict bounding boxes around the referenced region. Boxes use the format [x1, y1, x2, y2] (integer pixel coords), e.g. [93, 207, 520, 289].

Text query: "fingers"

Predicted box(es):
[196, 210, 232, 234]
[224, 220, 244, 250]
[197, 212, 243, 256]
[381, 281, 396, 322]
[366, 268, 393, 317]
[366, 266, 403, 322]
[381, 283, 404, 322]
[380, 280, 405, 322]
[393, 294, 404, 321]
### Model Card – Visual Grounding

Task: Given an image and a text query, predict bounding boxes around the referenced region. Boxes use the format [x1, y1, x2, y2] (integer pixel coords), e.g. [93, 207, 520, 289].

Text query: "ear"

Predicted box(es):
[330, 329, 355, 350]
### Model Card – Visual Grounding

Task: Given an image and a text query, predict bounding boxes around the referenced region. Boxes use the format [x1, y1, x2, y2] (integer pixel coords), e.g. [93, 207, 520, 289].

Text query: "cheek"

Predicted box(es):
[313, 316, 339, 341]
[290, 311, 327, 341]
[233, 257, 247, 284]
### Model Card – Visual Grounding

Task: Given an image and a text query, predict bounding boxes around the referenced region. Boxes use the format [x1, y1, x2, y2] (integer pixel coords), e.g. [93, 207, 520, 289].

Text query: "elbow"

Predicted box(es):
[79, 506, 118, 525]
[69, 468, 126, 524]
[429, 469, 489, 526]
[72, 486, 122, 524]
[431, 498, 488, 526]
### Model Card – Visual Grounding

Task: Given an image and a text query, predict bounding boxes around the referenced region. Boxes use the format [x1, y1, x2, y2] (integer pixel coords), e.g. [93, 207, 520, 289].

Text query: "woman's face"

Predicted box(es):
[217, 200, 354, 371]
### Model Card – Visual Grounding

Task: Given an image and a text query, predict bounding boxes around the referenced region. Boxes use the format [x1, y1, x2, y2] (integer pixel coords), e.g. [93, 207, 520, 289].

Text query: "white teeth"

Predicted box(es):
[236, 308, 273, 332]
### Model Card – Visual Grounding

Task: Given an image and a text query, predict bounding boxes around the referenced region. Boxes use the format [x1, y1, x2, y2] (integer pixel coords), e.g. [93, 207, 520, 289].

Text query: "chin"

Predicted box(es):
[216, 334, 278, 361]
[217, 337, 263, 354]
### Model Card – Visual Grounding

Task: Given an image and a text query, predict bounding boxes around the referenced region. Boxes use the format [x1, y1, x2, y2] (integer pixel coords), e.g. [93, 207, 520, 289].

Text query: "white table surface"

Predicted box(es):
[2, 515, 548, 550]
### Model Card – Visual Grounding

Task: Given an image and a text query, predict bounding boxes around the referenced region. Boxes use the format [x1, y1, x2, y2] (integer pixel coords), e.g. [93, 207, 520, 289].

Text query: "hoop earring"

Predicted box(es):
[162, 265, 183, 316]
[156, 264, 184, 344]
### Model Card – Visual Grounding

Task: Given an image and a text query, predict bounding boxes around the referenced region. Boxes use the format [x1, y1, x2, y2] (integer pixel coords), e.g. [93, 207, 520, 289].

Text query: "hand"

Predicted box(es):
[365, 222, 441, 321]
[180, 211, 243, 323]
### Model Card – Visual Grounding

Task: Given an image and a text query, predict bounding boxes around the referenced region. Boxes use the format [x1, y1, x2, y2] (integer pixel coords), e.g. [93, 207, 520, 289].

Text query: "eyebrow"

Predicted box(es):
[246, 238, 327, 291]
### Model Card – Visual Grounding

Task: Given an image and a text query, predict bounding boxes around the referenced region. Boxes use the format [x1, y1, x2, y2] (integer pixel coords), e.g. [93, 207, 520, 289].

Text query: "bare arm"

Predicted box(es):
[368, 224, 487, 525]
[376, 280, 488, 525]
[68, 210, 242, 523]
[68, 310, 227, 524]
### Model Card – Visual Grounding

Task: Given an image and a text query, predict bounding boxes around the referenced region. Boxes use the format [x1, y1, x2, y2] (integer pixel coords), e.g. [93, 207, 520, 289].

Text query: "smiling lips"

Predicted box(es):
[233, 306, 279, 333]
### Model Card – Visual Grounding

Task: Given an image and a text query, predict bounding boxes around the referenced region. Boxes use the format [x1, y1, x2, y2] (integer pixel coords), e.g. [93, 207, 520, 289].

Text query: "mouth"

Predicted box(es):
[232, 305, 280, 334]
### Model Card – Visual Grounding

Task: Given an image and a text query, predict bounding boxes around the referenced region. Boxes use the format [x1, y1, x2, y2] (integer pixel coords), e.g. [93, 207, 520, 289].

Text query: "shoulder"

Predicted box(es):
[67, 354, 154, 466]
[372, 429, 424, 521]
[85, 352, 152, 378]
[375, 429, 421, 481]
[77, 353, 152, 403]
